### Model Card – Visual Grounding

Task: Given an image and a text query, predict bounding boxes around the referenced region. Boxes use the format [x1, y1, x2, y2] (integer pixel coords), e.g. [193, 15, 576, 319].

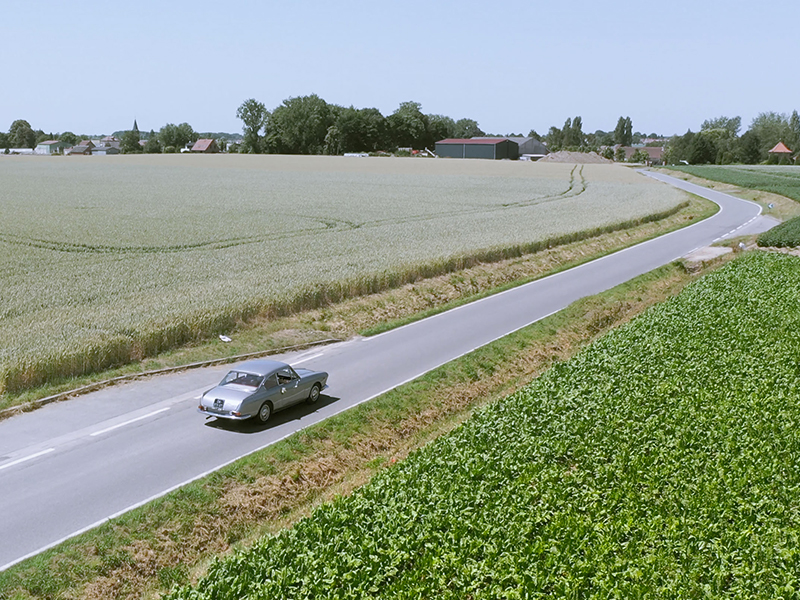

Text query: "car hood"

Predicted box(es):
[201, 385, 253, 404]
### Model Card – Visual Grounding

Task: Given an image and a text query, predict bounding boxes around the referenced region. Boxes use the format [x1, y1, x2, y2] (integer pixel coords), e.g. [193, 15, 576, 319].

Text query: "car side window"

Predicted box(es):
[264, 374, 278, 388]
[277, 369, 294, 385]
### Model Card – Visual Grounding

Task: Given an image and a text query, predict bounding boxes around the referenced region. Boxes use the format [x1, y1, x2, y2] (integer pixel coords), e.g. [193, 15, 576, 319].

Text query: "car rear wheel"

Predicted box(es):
[257, 401, 272, 423]
[306, 383, 322, 405]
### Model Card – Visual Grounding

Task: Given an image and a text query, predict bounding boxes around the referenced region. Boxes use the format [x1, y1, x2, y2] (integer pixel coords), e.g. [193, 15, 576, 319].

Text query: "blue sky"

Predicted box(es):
[3, 1, 798, 137]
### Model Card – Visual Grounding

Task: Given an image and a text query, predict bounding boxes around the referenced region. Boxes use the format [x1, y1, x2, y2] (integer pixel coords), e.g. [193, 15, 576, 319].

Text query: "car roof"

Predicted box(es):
[229, 359, 290, 377]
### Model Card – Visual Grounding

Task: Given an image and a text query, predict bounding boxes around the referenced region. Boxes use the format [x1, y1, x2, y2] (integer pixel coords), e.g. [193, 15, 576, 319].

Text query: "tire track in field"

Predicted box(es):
[0, 167, 589, 255]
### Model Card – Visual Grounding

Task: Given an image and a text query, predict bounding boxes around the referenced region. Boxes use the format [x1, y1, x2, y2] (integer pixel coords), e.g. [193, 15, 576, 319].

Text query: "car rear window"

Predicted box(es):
[222, 371, 264, 388]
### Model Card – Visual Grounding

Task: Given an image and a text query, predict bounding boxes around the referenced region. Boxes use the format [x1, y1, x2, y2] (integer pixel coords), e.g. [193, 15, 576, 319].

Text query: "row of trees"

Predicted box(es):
[117, 122, 201, 154]
[542, 115, 648, 153]
[0, 119, 227, 154]
[664, 111, 800, 165]
[235, 96, 485, 155]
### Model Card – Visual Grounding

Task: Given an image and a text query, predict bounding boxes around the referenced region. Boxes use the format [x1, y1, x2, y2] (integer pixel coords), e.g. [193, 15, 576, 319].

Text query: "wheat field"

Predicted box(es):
[0, 155, 685, 391]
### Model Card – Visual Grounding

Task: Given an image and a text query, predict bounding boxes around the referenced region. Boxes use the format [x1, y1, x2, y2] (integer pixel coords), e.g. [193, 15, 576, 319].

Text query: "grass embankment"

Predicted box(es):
[1, 196, 714, 416]
[163, 251, 800, 599]
[0, 253, 729, 600]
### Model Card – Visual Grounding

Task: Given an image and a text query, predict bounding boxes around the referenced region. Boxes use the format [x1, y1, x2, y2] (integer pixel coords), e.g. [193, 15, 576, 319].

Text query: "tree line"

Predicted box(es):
[663, 112, 800, 165]
[235, 96, 484, 154]
[0, 119, 234, 154]
[5, 104, 799, 165]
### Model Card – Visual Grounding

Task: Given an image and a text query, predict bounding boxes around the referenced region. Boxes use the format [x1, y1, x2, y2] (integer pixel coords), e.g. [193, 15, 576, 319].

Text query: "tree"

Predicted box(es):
[453, 118, 484, 139]
[386, 101, 428, 149]
[663, 130, 695, 165]
[748, 112, 792, 156]
[545, 126, 564, 151]
[0, 132, 7, 148]
[236, 98, 268, 153]
[9, 119, 36, 148]
[120, 129, 142, 153]
[159, 122, 197, 150]
[426, 114, 456, 146]
[789, 110, 800, 151]
[688, 132, 717, 164]
[614, 147, 626, 162]
[144, 130, 162, 153]
[613, 116, 633, 146]
[564, 116, 584, 148]
[527, 129, 542, 142]
[701, 115, 741, 137]
[266, 94, 333, 154]
[629, 149, 650, 163]
[59, 131, 79, 146]
[737, 130, 762, 164]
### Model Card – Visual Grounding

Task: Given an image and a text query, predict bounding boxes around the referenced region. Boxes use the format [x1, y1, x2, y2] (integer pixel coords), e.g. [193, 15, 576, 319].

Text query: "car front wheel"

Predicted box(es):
[257, 401, 272, 423]
[306, 383, 322, 405]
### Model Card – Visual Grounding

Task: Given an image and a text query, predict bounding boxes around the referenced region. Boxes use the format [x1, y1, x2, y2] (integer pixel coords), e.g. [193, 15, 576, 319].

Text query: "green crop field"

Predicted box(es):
[668, 165, 800, 202]
[757, 215, 800, 247]
[167, 251, 800, 599]
[0, 155, 684, 393]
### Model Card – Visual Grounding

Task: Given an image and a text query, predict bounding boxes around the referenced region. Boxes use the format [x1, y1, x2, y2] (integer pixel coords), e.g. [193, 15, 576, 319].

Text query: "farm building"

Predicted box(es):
[68, 141, 95, 155]
[435, 138, 519, 160]
[191, 139, 220, 153]
[34, 140, 71, 155]
[506, 136, 549, 160]
[92, 146, 120, 155]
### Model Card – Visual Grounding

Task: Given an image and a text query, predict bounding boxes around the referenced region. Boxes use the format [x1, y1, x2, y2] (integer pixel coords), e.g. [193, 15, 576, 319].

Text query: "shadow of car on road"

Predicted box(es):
[202, 394, 340, 434]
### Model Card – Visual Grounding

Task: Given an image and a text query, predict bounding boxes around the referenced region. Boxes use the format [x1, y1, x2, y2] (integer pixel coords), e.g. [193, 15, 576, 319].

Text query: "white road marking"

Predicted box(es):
[293, 352, 323, 365]
[0, 448, 55, 472]
[89, 407, 171, 437]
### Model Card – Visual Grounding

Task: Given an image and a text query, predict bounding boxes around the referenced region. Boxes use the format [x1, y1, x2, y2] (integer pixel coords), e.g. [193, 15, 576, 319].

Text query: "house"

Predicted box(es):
[618, 145, 664, 165]
[98, 136, 121, 149]
[191, 139, 220, 153]
[34, 140, 71, 155]
[92, 146, 120, 155]
[435, 138, 519, 160]
[68, 141, 95, 155]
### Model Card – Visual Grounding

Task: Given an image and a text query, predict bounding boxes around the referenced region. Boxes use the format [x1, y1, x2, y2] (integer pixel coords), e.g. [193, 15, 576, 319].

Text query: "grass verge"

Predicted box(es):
[0, 252, 734, 600]
[0, 195, 715, 417]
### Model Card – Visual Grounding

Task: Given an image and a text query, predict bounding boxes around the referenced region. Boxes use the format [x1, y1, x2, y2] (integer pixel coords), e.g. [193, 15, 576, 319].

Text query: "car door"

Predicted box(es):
[275, 367, 303, 409]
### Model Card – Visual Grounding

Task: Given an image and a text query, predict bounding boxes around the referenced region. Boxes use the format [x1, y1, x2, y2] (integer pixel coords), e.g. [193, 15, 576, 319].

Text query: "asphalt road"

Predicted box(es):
[0, 171, 776, 570]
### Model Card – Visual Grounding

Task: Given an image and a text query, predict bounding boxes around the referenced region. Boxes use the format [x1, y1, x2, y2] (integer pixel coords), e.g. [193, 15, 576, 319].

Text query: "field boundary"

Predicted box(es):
[0, 338, 341, 420]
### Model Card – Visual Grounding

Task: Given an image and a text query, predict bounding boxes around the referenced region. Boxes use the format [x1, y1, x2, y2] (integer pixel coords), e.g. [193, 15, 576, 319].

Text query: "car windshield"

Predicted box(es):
[220, 371, 264, 388]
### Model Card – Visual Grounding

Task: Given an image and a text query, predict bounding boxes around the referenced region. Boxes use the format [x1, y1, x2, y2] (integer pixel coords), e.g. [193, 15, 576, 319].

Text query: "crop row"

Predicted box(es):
[0, 157, 685, 393]
[169, 252, 800, 599]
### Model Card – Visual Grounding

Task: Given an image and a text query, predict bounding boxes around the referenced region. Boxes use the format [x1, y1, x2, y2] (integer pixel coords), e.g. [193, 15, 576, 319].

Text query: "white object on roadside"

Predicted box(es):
[219, 335, 232, 342]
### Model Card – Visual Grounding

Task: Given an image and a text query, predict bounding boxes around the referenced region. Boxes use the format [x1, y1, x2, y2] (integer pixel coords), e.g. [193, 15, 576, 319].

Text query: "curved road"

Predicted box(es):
[0, 171, 775, 570]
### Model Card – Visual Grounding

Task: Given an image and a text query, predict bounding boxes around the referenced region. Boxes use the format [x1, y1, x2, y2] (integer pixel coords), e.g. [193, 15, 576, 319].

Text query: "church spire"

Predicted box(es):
[132, 119, 139, 133]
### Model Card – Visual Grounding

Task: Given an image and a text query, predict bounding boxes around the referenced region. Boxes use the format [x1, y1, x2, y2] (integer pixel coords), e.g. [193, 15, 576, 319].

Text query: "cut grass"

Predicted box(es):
[0, 195, 715, 417]
[0, 254, 734, 600]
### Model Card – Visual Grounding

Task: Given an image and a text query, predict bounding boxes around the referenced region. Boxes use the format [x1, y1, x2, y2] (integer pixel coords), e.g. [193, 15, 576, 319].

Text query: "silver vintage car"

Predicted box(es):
[197, 359, 328, 423]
